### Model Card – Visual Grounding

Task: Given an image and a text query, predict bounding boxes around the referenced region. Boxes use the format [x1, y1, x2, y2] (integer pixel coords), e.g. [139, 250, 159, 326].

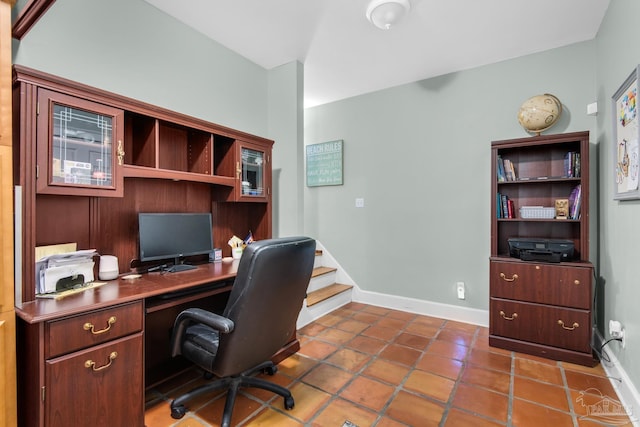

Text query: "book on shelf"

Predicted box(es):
[498, 193, 514, 218]
[503, 159, 514, 181]
[564, 152, 581, 178]
[497, 155, 506, 182]
[569, 184, 582, 219]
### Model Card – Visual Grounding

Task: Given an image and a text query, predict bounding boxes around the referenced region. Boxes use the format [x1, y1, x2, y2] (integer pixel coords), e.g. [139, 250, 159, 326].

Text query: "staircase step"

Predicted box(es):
[306, 283, 353, 307]
[312, 266, 337, 278]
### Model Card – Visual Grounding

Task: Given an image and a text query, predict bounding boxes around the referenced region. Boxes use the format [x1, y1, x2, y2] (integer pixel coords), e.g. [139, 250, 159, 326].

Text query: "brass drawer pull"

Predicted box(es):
[85, 352, 118, 372]
[557, 320, 579, 331]
[84, 316, 116, 335]
[499, 310, 518, 321]
[499, 272, 518, 282]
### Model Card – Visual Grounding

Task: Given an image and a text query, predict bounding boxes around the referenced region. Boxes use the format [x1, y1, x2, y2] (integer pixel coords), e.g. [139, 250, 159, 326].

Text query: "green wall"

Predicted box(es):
[304, 42, 597, 310]
[593, 0, 640, 397]
[12, 0, 269, 136]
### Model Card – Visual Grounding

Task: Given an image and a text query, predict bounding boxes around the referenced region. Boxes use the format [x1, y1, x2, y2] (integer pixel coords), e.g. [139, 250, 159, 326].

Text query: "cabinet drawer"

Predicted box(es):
[46, 301, 143, 358]
[45, 333, 144, 427]
[490, 260, 592, 309]
[490, 298, 591, 353]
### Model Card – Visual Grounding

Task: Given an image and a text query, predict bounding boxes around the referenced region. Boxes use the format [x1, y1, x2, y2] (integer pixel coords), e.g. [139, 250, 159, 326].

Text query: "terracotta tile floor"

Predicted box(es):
[145, 302, 634, 427]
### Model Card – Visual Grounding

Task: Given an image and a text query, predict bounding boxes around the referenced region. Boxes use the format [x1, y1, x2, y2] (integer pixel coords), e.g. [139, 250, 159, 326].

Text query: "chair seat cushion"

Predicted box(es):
[183, 324, 220, 371]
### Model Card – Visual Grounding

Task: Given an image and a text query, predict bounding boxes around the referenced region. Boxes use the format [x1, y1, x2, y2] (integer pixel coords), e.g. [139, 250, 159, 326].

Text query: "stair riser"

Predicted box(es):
[306, 274, 337, 293]
[297, 288, 353, 329]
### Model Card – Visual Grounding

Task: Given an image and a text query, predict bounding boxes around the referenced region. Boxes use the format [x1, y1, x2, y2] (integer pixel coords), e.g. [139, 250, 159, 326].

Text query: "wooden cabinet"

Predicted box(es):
[12, 66, 277, 425]
[489, 132, 596, 366]
[18, 301, 144, 427]
[36, 89, 124, 197]
[13, 65, 274, 300]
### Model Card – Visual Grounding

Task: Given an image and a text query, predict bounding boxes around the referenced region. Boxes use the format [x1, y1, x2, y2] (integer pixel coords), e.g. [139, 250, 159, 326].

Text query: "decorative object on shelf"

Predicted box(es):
[366, 0, 410, 30]
[612, 66, 640, 200]
[517, 94, 562, 135]
[555, 199, 569, 220]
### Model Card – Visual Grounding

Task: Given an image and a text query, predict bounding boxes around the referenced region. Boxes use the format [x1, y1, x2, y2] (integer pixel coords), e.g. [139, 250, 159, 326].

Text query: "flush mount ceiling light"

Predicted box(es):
[366, 0, 411, 30]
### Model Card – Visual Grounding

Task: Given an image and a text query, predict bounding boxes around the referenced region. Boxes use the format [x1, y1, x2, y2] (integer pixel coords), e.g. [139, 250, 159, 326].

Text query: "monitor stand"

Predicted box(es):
[167, 258, 197, 273]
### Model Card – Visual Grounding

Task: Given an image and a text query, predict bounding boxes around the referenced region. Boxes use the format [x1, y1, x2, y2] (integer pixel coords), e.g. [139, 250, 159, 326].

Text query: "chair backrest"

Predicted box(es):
[212, 236, 316, 377]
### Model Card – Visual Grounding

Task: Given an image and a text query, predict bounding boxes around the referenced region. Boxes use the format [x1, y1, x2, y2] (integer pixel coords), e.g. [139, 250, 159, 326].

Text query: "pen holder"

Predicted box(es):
[231, 246, 243, 260]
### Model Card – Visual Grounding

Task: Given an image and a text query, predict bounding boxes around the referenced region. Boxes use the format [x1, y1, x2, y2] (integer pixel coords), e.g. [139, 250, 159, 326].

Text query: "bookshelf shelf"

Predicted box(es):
[489, 131, 596, 366]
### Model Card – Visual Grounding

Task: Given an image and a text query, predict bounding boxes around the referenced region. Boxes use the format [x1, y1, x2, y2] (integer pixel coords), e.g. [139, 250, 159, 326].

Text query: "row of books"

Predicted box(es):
[496, 193, 515, 218]
[496, 155, 517, 182]
[497, 152, 582, 182]
[564, 152, 581, 178]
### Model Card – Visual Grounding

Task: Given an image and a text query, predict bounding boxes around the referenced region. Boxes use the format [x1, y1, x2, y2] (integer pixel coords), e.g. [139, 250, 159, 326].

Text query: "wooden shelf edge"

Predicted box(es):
[122, 165, 235, 187]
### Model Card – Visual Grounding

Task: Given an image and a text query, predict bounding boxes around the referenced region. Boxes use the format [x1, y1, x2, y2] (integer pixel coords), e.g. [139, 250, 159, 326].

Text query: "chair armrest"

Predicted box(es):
[176, 307, 235, 333]
[170, 308, 235, 357]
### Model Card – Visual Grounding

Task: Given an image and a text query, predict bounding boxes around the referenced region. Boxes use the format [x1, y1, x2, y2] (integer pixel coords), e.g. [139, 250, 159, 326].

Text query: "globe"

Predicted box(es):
[517, 94, 562, 135]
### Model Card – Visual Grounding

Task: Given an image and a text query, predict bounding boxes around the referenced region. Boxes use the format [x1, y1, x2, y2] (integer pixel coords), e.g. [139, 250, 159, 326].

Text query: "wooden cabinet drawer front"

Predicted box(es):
[490, 299, 591, 353]
[46, 301, 143, 358]
[490, 261, 592, 309]
[45, 333, 144, 427]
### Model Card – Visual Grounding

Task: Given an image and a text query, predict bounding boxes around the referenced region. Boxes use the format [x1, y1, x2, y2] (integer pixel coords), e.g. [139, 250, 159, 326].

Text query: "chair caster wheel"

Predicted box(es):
[284, 396, 295, 410]
[171, 405, 187, 419]
[264, 365, 278, 375]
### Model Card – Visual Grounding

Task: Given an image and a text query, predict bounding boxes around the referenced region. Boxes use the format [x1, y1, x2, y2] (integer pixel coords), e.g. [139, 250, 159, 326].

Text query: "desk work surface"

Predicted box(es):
[15, 260, 240, 324]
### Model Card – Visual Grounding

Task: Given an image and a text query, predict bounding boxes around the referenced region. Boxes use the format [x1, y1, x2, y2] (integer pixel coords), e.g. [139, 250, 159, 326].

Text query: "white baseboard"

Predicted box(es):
[596, 330, 640, 426]
[352, 287, 489, 327]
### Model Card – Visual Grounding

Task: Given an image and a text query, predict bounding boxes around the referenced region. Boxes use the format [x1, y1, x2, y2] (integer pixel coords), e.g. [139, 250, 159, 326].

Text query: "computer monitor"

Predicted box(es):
[138, 212, 213, 272]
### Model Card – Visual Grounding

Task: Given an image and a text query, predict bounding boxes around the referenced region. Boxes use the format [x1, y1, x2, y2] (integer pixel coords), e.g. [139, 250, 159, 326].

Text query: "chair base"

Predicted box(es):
[170, 361, 294, 427]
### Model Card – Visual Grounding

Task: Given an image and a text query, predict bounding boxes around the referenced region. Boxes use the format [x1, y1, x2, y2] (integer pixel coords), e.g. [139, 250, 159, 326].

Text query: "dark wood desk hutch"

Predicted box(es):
[12, 66, 282, 426]
[489, 131, 596, 367]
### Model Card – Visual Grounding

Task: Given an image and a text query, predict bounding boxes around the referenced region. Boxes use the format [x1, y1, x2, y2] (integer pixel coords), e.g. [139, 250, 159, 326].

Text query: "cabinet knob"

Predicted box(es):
[236, 161, 242, 179]
[557, 320, 579, 331]
[85, 351, 118, 372]
[574, 279, 580, 285]
[499, 310, 518, 321]
[83, 316, 116, 335]
[499, 272, 518, 282]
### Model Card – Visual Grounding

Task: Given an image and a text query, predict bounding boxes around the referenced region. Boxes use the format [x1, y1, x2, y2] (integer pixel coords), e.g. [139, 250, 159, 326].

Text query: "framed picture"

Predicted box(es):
[306, 140, 343, 187]
[612, 66, 640, 200]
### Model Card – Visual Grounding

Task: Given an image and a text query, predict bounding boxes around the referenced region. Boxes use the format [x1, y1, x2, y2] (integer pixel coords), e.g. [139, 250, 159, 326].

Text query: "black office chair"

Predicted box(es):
[168, 236, 316, 426]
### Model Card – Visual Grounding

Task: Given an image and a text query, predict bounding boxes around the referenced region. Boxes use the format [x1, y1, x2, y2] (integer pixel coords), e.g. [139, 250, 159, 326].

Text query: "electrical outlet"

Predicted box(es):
[355, 198, 365, 208]
[456, 282, 465, 299]
[609, 320, 626, 349]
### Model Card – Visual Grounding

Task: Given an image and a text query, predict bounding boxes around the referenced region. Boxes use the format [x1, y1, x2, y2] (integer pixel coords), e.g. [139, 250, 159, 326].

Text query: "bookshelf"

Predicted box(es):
[489, 131, 596, 366]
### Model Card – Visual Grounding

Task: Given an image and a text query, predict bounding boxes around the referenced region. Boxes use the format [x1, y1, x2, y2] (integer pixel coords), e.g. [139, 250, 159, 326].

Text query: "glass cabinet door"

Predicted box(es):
[36, 89, 124, 197]
[237, 142, 270, 201]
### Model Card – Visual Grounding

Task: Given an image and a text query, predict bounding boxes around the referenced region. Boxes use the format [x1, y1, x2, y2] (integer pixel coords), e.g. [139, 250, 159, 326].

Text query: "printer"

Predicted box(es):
[508, 238, 575, 262]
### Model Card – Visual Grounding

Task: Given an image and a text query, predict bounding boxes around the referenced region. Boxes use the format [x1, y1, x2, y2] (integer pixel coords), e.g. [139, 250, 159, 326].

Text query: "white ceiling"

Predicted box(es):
[144, 0, 610, 108]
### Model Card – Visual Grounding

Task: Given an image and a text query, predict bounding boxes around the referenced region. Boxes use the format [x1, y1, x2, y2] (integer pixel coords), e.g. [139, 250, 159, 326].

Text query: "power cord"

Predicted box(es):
[596, 336, 623, 363]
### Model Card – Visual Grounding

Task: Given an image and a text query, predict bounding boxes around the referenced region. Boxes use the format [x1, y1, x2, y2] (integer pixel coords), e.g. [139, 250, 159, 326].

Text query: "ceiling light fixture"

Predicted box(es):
[366, 0, 411, 30]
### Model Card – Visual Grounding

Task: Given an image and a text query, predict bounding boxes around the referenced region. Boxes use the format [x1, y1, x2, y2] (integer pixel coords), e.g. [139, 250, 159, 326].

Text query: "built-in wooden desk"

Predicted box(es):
[15, 260, 239, 323]
[15, 260, 298, 427]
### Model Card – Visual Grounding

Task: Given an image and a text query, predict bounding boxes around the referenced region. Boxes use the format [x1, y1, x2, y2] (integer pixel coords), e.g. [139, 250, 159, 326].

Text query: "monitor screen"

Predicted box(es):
[138, 213, 213, 265]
